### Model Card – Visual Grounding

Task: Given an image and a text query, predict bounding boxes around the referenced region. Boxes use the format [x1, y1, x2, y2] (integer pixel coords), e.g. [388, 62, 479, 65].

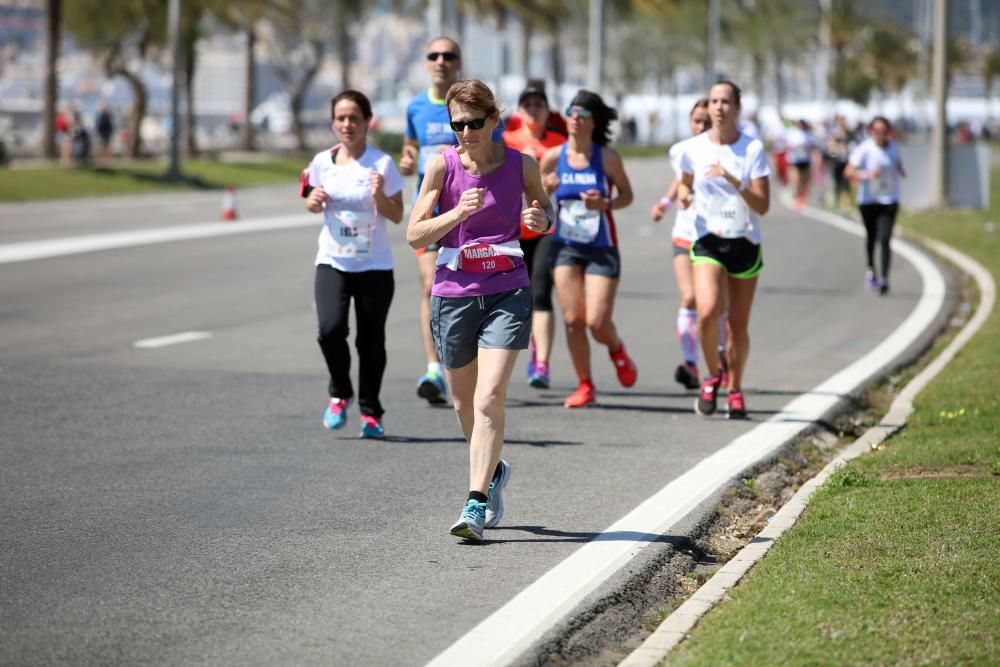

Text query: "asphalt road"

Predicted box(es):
[0, 158, 929, 665]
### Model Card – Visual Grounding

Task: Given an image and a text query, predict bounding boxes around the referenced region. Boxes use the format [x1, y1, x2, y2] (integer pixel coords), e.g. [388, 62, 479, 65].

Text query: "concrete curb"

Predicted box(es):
[618, 214, 996, 667]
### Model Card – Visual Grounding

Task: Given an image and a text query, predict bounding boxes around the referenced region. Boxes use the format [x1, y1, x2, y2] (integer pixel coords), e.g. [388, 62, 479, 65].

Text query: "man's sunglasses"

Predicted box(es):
[565, 106, 593, 119]
[426, 51, 459, 62]
[449, 117, 488, 132]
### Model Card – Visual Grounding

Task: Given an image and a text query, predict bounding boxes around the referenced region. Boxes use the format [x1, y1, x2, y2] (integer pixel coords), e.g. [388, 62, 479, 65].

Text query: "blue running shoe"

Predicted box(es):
[323, 397, 349, 430]
[417, 371, 448, 405]
[528, 361, 550, 389]
[359, 415, 385, 439]
[485, 459, 511, 528]
[449, 499, 486, 541]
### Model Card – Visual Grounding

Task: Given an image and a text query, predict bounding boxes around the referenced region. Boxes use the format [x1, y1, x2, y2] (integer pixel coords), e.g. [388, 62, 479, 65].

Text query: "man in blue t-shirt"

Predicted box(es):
[400, 36, 464, 407]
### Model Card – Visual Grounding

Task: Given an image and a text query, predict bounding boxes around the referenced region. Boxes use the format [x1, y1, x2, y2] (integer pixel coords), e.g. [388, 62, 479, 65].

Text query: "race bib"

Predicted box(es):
[330, 209, 375, 256]
[419, 144, 451, 173]
[458, 243, 516, 273]
[558, 199, 601, 244]
[869, 171, 893, 197]
[704, 192, 750, 239]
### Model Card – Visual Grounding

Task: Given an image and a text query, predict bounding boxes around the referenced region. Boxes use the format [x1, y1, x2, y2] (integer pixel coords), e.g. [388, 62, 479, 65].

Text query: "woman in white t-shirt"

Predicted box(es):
[676, 80, 771, 420]
[651, 98, 730, 391]
[844, 116, 906, 295]
[301, 90, 405, 438]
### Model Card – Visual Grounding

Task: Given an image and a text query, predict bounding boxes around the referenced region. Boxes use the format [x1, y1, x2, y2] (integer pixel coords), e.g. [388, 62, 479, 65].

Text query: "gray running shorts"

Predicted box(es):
[430, 287, 532, 369]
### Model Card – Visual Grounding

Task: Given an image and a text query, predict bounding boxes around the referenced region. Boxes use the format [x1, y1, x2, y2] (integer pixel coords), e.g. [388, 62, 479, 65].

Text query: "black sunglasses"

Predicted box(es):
[449, 117, 488, 132]
[426, 51, 459, 62]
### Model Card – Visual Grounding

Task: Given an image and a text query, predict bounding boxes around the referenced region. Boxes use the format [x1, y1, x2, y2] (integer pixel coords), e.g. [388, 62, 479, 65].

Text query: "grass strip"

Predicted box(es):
[666, 169, 1000, 666]
[0, 155, 313, 202]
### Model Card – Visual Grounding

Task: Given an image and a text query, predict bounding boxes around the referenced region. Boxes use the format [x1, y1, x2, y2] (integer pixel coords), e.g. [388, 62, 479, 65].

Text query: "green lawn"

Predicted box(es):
[668, 170, 1000, 666]
[0, 156, 314, 202]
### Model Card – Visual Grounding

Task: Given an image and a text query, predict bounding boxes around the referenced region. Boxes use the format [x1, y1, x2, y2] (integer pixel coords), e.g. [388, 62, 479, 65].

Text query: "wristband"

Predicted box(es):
[658, 197, 672, 209]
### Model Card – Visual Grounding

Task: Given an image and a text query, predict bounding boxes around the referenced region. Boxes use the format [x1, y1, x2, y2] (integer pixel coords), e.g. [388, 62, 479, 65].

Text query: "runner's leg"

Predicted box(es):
[583, 273, 621, 350]
[467, 347, 520, 494]
[554, 264, 591, 382]
[353, 270, 394, 418]
[693, 262, 725, 377]
[418, 251, 440, 365]
[315, 265, 355, 400]
[725, 274, 758, 391]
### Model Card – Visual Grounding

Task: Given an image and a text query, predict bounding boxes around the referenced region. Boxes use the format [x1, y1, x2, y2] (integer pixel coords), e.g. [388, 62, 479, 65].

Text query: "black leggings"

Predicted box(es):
[859, 203, 899, 280]
[520, 233, 554, 311]
[315, 265, 394, 417]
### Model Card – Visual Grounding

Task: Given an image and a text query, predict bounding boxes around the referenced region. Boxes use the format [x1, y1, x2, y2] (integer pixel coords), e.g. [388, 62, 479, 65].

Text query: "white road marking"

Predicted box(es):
[427, 206, 947, 667]
[0, 214, 315, 265]
[133, 331, 212, 349]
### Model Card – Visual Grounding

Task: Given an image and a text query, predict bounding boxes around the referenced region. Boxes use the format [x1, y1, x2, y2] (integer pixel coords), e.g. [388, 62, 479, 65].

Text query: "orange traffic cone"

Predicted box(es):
[222, 186, 238, 221]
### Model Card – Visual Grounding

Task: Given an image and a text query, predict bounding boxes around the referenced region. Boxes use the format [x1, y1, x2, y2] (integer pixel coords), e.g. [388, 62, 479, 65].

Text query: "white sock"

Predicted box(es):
[427, 362, 442, 375]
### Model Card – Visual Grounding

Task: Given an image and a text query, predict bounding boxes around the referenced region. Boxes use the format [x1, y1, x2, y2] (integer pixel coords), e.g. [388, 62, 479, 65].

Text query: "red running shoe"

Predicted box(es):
[609, 342, 638, 388]
[694, 376, 721, 416]
[727, 390, 748, 420]
[564, 380, 596, 408]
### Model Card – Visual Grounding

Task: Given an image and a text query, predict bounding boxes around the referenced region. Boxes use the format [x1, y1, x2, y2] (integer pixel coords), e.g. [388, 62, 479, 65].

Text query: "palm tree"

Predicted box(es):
[42, 0, 61, 159]
[64, 0, 167, 158]
[982, 47, 1000, 126]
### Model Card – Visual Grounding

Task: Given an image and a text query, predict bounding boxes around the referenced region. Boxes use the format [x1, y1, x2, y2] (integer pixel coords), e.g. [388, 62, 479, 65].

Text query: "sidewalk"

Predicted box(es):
[645, 172, 1000, 665]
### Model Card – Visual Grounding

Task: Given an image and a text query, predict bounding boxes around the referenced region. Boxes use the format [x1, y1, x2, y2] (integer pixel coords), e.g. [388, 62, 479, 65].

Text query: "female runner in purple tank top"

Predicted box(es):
[406, 80, 553, 542]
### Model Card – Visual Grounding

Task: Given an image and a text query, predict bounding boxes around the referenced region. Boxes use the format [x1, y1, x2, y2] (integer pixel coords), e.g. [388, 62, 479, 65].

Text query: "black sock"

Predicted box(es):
[468, 491, 488, 504]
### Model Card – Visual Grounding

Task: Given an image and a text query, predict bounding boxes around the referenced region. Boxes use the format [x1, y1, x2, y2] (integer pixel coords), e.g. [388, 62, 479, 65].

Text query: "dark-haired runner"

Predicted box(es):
[845, 116, 906, 295]
[301, 90, 404, 438]
[677, 81, 771, 419]
[541, 90, 636, 409]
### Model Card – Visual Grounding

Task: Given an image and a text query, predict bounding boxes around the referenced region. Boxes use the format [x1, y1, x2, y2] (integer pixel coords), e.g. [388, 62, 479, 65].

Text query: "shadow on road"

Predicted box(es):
[460, 525, 693, 545]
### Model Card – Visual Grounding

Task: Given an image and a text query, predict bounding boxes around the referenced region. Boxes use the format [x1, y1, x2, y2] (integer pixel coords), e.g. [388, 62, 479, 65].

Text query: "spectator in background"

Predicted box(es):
[96, 103, 114, 162]
[69, 110, 91, 166]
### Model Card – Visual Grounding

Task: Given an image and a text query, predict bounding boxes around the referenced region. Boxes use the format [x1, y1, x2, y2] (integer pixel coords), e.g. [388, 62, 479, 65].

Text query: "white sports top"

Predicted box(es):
[848, 138, 902, 206]
[668, 138, 698, 243]
[305, 145, 404, 272]
[678, 131, 771, 245]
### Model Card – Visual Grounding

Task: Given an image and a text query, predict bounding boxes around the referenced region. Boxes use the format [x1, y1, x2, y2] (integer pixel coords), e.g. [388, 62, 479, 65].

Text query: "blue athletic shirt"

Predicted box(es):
[406, 88, 505, 192]
[553, 144, 617, 248]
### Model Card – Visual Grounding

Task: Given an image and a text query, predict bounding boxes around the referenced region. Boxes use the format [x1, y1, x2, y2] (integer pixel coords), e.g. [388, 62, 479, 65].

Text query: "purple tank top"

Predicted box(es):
[432, 146, 530, 297]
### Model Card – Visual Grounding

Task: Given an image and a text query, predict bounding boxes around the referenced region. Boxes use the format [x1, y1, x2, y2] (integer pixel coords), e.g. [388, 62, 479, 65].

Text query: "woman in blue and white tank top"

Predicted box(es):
[540, 90, 636, 409]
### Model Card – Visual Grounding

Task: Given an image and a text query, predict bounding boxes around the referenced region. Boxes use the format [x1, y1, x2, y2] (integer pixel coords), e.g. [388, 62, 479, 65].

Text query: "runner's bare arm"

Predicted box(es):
[399, 139, 419, 176]
[677, 172, 694, 209]
[406, 156, 474, 248]
[539, 146, 561, 195]
[521, 154, 554, 232]
[741, 176, 770, 215]
[602, 148, 634, 210]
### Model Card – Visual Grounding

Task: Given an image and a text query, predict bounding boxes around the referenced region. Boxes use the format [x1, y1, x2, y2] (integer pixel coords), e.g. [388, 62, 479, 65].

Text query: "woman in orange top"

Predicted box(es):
[503, 84, 567, 388]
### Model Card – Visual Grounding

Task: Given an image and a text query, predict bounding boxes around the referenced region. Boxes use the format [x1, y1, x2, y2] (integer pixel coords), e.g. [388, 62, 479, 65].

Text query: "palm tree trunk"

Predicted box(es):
[547, 17, 562, 89]
[42, 0, 61, 159]
[121, 71, 146, 158]
[183, 33, 198, 156]
[521, 18, 532, 80]
[242, 26, 256, 151]
[337, 13, 350, 91]
[292, 47, 322, 152]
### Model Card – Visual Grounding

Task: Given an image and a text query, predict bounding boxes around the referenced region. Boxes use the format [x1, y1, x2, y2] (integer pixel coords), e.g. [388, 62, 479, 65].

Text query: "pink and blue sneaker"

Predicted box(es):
[323, 397, 350, 430]
[360, 415, 385, 439]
